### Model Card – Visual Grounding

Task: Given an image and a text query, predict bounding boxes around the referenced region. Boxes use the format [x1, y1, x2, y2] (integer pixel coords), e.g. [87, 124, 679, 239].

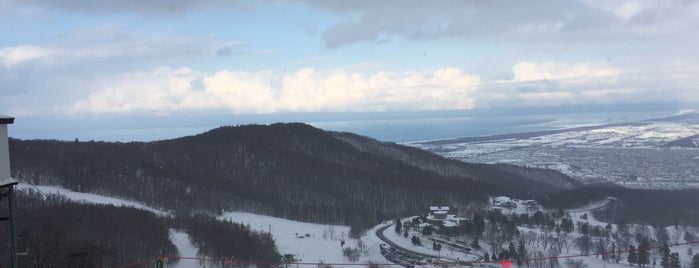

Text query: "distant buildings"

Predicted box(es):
[429, 206, 449, 220]
[425, 206, 462, 234]
[491, 196, 541, 212]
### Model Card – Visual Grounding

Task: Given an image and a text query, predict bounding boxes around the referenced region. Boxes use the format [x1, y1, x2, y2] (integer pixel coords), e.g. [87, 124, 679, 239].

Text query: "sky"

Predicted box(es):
[1, 0, 698, 141]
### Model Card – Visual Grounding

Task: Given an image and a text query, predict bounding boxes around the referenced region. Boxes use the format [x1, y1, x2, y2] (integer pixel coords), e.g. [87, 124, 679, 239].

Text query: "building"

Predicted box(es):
[0, 115, 17, 268]
[429, 206, 449, 219]
[0, 115, 13, 183]
[425, 206, 462, 234]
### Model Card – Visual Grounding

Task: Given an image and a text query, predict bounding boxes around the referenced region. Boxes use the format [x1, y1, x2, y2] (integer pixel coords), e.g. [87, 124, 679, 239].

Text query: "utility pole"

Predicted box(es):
[9, 185, 18, 268]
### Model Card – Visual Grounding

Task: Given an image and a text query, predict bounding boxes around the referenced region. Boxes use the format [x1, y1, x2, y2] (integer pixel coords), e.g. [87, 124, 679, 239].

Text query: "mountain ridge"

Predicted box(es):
[9, 123, 576, 229]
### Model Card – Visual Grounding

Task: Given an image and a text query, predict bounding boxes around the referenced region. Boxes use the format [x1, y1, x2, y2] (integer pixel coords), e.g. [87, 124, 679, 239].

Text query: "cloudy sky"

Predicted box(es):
[1, 0, 698, 141]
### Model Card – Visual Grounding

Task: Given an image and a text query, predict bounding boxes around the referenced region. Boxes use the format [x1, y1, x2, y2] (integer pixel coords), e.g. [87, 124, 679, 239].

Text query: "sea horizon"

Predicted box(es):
[7, 105, 687, 143]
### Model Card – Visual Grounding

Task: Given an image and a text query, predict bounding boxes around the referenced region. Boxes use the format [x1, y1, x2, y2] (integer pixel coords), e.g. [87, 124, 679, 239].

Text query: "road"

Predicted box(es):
[566, 197, 617, 213]
[375, 224, 483, 265]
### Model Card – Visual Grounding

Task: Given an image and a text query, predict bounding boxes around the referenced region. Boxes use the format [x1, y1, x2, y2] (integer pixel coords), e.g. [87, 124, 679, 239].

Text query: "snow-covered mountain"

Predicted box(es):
[409, 112, 699, 189]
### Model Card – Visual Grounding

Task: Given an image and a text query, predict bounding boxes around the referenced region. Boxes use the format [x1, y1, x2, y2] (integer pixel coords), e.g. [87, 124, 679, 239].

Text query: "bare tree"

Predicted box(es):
[328, 226, 336, 240]
[548, 246, 560, 268]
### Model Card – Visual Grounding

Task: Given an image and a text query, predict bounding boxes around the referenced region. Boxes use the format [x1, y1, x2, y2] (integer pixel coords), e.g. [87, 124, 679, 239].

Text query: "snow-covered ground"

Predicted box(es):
[13, 183, 394, 265]
[13, 182, 699, 267]
[383, 225, 479, 263]
[409, 120, 699, 189]
[169, 229, 200, 268]
[15, 183, 169, 216]
[220, 211, 391, 265]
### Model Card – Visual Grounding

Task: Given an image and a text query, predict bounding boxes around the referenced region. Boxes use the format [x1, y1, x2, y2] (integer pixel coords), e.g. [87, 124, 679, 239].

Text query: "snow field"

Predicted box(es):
[16, 183, 169, 216]
[169, 229, 200, 268]
[220, 211, 391, 265]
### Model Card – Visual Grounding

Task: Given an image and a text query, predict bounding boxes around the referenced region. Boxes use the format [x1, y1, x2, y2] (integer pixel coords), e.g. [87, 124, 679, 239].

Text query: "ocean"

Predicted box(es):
[9, 107, 682, 143]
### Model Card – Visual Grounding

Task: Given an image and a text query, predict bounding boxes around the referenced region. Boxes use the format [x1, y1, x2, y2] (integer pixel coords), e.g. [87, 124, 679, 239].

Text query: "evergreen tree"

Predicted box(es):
[628, 245, 638, 265]
[561, 218, 574, 233]
[669, 252, 680, 268]
[509, 242, 518, 261]
[576, 235, 593, 254]
[692, 253, 699, 268]
[500, 249, 509, 260]
[656, 227, 670, 245]
[685, 231, 697, 242]
[421, 225, 433, 235]
[472, 214, 485, 238]
[580, 222, 590, 235]
[484, 252, 490, 262]
[433, 241, 442, 251]
[395, 219, 402, 234]
[638, 238, 650, 267]
[660, 243, 671, 268]
[403, 230, 408, 238]
[470, 237, 480, 249]
[516, 241, 527, 266]
[411, 235, 421, 246]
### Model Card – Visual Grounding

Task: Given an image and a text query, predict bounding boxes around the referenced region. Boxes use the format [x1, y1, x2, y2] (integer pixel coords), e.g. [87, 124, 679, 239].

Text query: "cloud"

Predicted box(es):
[581, 0, 657, 21]
[11, 60, 697, 117]
[5, 0, 240, 16]
[7, 0, 698, 49]
[215, 46, 234, 56]
[0, 45, 54, 67]
[0, 24, 238, 72]
[511, 61, 622, 82]
[215, 43, 245, 57]
[303, 0, 699, 48]
[71, 67, 209, 114]
[68, 67, 481, 114]
[475, 60, 698, 108]
[477, 61, 630, 107]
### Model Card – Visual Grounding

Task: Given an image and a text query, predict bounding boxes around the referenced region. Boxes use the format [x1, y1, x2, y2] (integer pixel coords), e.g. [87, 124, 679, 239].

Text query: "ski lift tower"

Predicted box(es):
[0, 115, 17, 268]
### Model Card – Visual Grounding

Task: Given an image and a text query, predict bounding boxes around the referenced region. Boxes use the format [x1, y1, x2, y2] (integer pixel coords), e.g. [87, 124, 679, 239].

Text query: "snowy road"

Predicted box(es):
[375, 224, 483, 265]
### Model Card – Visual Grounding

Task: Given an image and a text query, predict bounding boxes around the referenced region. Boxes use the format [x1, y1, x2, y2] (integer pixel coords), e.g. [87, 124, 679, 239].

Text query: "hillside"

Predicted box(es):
[0, 189, 279, 267]
[9, 123, 576, 230]
[537, 183, 699, 226]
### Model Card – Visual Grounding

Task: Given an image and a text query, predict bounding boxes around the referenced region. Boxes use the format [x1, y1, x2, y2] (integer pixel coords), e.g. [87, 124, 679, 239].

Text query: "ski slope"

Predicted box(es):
[15, 183, 169, 216]
[219, 211, 391, 264]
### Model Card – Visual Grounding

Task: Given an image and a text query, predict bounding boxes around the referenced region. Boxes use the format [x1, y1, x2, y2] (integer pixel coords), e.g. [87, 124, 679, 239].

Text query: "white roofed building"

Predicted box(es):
[0, 115, 15, 185]
[0, 115, 17, 268]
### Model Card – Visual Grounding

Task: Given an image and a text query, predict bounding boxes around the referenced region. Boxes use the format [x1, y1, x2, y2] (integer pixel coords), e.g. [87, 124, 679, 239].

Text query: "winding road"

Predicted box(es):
[375, 224, 483, 265]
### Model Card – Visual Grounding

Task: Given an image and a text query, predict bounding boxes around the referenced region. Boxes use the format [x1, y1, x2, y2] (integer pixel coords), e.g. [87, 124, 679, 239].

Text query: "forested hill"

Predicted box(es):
[9, 123, 576, 229]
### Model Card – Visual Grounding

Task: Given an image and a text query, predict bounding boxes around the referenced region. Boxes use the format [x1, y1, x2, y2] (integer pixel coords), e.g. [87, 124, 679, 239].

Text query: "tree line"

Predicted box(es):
[0, 189, 280, 268]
